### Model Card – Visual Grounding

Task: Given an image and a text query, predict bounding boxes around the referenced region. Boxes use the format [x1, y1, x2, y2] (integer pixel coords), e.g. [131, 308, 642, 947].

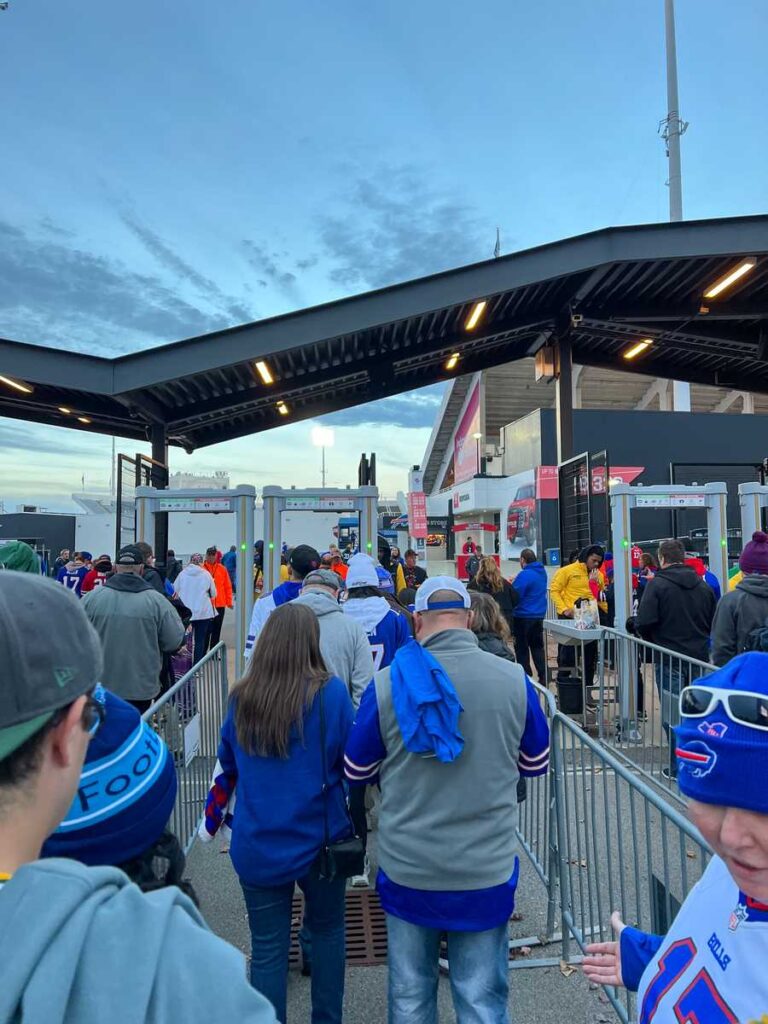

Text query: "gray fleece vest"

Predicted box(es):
[374, 628, 528, 891]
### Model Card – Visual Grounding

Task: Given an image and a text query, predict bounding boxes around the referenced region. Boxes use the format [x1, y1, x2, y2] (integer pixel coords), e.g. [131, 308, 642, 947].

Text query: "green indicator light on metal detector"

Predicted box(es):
[240, 543, 247, 551]
[622, 538, 629, 549]
[721, 537, 727, 547]
[366, 541, 373, 550]
[268, 542, 274, 550]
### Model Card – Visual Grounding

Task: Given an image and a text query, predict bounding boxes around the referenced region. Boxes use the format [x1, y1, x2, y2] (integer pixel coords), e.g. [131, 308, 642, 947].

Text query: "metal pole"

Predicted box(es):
[664, 0, 683, 222]
[556, 336, 574, 464]
[321, 446, 326, 488]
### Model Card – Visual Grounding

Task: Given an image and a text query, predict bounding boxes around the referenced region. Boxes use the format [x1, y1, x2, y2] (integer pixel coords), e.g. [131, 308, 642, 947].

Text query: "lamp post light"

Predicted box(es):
[472, 431, 483, 476]
[311, 426, 335, 487]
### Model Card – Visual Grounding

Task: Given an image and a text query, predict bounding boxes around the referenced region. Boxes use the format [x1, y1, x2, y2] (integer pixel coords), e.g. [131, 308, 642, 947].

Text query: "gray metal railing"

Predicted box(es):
[142, 641, 229, 852]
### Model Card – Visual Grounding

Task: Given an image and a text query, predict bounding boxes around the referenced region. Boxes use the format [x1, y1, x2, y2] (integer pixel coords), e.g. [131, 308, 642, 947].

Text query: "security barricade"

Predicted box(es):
[552, 711, 710, 1023]
[596, 627, 714, 801]
[143, 642, 229, 852]
[543, 618, 605, 729]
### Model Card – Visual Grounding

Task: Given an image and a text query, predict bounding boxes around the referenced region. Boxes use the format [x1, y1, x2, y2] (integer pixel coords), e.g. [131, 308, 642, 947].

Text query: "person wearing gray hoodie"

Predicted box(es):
[294, 568, 373, 710]
[0, 572, 276, 1024]
[712, 531, 768, 666]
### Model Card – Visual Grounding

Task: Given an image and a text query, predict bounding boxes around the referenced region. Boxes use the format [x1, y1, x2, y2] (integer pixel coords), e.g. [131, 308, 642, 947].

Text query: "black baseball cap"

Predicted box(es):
[115, 545, 145, 566]
[289, 544, 321, 579]
[0, 574, 102, 759]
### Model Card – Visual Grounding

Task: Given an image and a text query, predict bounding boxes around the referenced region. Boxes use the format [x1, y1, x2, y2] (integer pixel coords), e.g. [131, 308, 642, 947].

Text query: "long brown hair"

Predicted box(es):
[231, 603, 330, 758]
[476, 556, 504, 593]
[469, 591, 513, 647]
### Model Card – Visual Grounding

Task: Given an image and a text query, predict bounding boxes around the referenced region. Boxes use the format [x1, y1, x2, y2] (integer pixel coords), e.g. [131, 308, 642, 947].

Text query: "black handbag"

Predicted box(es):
[316, 687, 365, 882]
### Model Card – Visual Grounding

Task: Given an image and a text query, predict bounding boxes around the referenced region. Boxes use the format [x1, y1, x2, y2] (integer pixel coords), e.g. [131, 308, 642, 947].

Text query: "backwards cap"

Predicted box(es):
[414, 576, 471, 613]
[675, 652, 768, 815]
[0, 574, 102, 759]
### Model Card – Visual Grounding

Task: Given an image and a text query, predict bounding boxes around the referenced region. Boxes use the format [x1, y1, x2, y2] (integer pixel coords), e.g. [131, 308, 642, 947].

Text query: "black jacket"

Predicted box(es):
[636, 563, 716, 662]
[711, 574, 768, 666]
[402, 564, 427, 590]
[468, 579, 519, 629]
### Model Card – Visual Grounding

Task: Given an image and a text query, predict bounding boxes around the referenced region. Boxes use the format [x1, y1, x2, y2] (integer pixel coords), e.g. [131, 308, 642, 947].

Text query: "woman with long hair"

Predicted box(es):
[468, 555, 518, 634]
[217, 602, 353, 1024]
[469, 591, 516, 662]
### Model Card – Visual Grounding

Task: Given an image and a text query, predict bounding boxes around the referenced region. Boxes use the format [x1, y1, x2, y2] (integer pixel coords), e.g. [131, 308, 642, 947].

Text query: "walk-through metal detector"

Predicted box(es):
[262, 486, 378, 592]
[610, 482, 727, 733]
[739, 482, 768, 541]
[611, 482, 728, 631]
[135, 485, 256, 677]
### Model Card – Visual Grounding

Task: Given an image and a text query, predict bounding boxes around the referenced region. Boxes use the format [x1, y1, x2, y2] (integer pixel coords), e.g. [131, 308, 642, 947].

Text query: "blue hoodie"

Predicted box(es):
[511, 561, 548, 618]
[0, 858, 276, 1023]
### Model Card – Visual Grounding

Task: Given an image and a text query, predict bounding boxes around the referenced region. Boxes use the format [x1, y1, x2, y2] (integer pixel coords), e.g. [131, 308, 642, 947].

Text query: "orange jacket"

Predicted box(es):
[204, 560, 233, 609]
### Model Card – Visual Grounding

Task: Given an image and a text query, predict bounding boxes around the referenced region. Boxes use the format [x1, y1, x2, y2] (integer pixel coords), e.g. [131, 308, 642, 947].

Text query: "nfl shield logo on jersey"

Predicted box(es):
[729, 904, 747, 931]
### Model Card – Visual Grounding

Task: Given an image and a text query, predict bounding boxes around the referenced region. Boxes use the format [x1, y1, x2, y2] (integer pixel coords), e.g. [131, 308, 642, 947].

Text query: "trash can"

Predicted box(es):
[545, 547, 561, 566]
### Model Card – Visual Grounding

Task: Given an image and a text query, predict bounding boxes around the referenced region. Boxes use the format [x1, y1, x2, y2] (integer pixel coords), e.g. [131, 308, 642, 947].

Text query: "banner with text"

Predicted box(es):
[453, 382, 481, 484]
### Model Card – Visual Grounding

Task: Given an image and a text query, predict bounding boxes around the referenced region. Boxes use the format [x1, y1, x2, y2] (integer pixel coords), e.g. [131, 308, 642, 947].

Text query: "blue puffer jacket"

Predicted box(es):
[512, 562, 548, 618]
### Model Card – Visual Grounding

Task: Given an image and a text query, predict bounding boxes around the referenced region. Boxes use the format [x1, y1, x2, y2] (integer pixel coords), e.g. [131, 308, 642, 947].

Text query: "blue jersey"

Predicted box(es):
[342, 596, 409, 670]
[56, 564, 89, 598]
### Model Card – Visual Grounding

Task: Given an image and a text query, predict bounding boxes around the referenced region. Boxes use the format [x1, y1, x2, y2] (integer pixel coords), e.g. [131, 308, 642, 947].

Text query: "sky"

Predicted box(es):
[1, 0, 767, 510]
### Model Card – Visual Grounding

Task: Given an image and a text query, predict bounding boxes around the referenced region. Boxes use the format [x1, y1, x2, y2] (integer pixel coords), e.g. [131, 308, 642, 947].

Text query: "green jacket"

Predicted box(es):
[82, 574, 185, 701]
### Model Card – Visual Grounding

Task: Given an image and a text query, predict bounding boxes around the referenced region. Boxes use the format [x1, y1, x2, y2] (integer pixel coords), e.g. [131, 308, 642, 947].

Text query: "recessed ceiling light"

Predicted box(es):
[703, 258, 756, 299]
[445, 353, 460, 371]
[465, 300, 487, 331]
[255, 360, 274, 384]
[623, 339, 653, 360]
[0, 374, 33, 394]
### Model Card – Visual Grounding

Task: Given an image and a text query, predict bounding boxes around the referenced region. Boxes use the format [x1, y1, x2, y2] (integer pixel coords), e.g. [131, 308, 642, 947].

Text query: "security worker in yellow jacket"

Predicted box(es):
[550, 545, 606, 710]
[550, 547, 607, 617]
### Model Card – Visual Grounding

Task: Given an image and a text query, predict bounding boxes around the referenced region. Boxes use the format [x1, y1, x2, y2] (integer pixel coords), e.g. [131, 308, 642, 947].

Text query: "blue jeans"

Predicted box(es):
[241, 871, 346, 1024]
[386, 914, 510, 1024]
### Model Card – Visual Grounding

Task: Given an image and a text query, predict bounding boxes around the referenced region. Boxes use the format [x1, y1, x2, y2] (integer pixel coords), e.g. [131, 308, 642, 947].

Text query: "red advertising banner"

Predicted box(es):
[453, 383, 481, 484]
[407, 491, 428, 538]
[535, 465, 644, 500]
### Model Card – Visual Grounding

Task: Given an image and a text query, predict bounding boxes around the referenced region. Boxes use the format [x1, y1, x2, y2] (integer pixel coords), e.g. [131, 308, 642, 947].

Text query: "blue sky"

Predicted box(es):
[1, 0, 766, 508]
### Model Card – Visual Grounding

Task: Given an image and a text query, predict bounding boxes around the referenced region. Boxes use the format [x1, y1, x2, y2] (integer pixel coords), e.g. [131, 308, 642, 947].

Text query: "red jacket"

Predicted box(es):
[204, 560, 233, 609]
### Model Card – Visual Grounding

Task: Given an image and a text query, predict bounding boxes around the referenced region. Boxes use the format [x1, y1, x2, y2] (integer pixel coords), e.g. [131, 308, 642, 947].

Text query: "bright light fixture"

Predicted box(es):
[703, 258, 756, 299]
[0, 374, 33, 394]
[276, 401, 289, 416]
[312, 426, 335, 448]
[465, 300, 487, 331]
[445, 352, 460, 371]
[623, 339, 653, 360]
[255, 360, 274, 384]
[77, 416, 92, 424]
[472, 431, 482, 440]
[58, 406, 72, 414]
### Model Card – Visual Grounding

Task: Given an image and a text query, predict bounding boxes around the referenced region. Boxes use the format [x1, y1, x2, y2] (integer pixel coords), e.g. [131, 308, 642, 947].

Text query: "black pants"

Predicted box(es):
[348, 784, 368, 851]
[128, 698, 153, 715]
[192, 619, 211, 664]
[513, 618, 546, 682]
[557, 636, 598, 690]
[207, 607, 226, 650]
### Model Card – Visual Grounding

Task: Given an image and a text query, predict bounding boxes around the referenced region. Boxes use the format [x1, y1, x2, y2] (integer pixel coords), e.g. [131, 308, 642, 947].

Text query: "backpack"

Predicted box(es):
[744, 617, 768, 653]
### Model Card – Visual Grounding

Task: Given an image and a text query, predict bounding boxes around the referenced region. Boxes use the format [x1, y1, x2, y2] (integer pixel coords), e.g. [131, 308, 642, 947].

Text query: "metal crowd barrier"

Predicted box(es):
[551, 711, 711, 1023]
[142, 642, 229, 852]
[596, 627, 715, 801]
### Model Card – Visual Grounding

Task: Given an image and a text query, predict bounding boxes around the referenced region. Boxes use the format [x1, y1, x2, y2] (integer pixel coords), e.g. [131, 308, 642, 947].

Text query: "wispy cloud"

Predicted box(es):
[0, 219, 245, 354]
[121, 212, 253, 323]
[322, 385, 445, 429]
[241, 240, 301, 302]
[320, 165, 489, 290]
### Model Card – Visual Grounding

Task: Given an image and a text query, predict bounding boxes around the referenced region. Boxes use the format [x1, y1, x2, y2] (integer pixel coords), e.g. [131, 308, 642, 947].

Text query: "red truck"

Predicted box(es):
[506, 483, 537, 546]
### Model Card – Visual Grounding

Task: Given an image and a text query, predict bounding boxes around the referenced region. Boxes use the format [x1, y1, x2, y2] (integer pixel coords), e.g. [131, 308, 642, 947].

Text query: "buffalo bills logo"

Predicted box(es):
[676, 740, 717, 778]
[698, 720, 728, 739]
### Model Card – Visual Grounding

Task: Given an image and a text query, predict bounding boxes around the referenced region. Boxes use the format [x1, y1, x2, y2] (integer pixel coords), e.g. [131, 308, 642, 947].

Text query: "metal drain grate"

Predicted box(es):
[289, 889, 388, 968]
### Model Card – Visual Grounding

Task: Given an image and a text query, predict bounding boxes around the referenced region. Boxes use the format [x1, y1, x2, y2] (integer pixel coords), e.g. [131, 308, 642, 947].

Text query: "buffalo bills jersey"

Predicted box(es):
[56, 564, 89, 598]
[343, 596, 409, 670]
[622, 855, 768, 1023]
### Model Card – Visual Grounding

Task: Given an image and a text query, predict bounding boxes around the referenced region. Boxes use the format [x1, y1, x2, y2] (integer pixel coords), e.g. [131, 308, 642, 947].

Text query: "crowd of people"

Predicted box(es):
[3, 528, 768, 1021]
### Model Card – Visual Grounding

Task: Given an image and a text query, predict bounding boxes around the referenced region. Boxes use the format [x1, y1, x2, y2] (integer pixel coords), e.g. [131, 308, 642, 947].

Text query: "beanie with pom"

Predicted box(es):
[739, 531, 768, 575]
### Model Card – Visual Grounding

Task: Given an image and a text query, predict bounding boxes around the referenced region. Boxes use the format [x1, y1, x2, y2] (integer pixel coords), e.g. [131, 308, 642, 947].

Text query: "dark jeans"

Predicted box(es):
[241, 871, 346, 1024]
[655, 663, 685, 776]
[207, 607, 226, 650]
[513, 617, 546, 682]
[191, 619, 211, 665]
[556, 638, 598, 688]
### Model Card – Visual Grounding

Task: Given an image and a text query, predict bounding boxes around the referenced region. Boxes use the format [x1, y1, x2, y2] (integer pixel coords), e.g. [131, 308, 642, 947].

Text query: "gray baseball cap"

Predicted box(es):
[303, 568, 342, 592]
[0, 574, 103, 759]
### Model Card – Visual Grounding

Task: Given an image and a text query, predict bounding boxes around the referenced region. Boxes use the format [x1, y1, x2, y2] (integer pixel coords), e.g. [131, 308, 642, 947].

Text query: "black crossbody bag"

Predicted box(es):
[315, 687, 365, 881]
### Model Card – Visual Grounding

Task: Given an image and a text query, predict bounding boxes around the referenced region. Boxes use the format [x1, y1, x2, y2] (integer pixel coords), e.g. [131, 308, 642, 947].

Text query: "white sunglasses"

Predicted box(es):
[680, 685, 768, 733]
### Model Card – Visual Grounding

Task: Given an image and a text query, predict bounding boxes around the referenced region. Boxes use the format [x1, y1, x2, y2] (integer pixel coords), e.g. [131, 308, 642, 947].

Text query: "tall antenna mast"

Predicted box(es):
[659, 0, 689, 222]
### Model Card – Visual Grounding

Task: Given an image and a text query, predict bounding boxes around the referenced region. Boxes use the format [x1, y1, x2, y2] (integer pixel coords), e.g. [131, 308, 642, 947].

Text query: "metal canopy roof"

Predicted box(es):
[1, 214, 767, 452]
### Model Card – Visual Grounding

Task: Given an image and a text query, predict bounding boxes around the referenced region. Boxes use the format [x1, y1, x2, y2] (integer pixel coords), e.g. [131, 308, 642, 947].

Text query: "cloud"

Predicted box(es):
[322, 384, 445, 430]
[0, 219, 246, 354]
[296, 255, 319, 271]
[319, 165, 489, 290]
[0, 421, 108, 457]
[120, 212, 253, 323]
[242, 241, 300, 299]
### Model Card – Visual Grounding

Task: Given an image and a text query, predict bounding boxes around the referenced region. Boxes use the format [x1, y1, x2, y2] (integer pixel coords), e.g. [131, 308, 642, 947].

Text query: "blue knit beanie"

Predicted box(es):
[674, 652, 768, 814]
[42, 688, 177, 865]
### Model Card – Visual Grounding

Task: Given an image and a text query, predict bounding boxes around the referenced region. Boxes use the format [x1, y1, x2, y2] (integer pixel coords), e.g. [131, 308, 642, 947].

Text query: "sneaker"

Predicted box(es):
[351, 856, 370, 888]
[661, 767, 678, 782]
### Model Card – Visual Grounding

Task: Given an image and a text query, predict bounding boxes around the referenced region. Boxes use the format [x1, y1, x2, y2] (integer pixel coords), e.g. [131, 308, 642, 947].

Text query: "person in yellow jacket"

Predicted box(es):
[550, 547, 607, 617]
[550, 545, 606, 709]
